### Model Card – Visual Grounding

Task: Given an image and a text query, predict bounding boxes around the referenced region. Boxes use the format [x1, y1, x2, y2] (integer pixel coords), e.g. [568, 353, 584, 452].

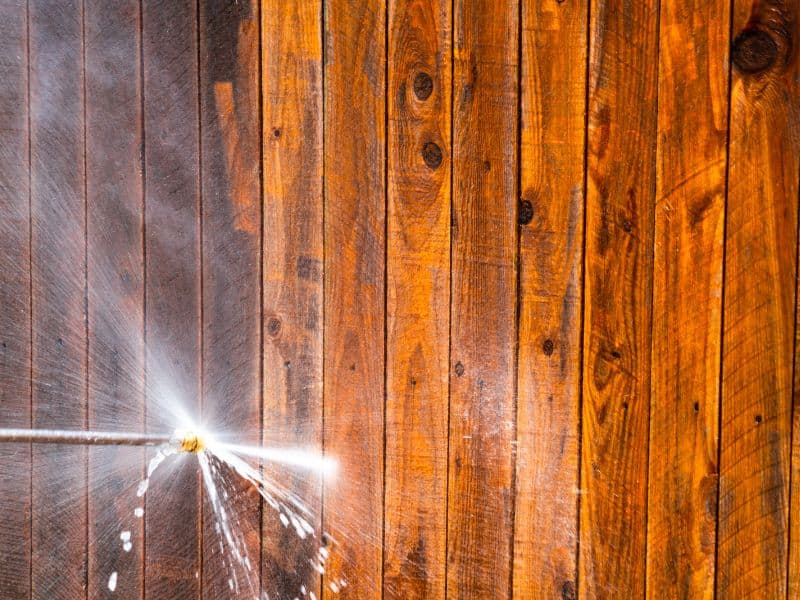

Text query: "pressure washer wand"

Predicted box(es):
[0, 428, 178, 448]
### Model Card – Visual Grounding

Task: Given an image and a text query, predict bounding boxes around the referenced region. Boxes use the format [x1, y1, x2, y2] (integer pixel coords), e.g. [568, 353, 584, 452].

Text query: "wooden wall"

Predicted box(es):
[0, 0, 799, 598]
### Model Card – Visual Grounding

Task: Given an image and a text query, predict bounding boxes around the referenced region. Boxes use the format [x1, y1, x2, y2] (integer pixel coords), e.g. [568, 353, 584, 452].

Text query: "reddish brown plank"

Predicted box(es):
[580, 0, 659, 596]
[447, 0, 518, 597]
[513, 1, 586, 597]
[261, 0, 324, 598]
[0, 0, 31, 595]
[84, 0, 145, 596]
[29, 0, 88, 597]
[323, 0, 386, 597]
[646, 0, 729, 597]
[197, 1, 262, 596]
[793, 251, 800, 597]
[384, 0, 451, 598]
[142, 0, 202, 596]
[717, 2, 800, 597]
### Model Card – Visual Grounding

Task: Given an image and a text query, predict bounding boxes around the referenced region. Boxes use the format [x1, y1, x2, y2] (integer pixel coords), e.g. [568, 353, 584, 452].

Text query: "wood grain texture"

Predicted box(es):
[0, 0, 30, 596]
[793, 190, 800, 600]
[198, 1, 262, 596]
[513, 1, 586, 597]
[261, 0, 324, 598]
[447, 0, 518, 596]
[717, 1, 800, 597]
[645, 0, 729, 597]
[792, 243, 800, 598]
[29, 1, 88, 597]
[385, 0, 450, 598]
[142, 1, 202, 596]
[323, 0, 385, 597]
[85, 0, 144, 596]
[581, 0, 658, 596]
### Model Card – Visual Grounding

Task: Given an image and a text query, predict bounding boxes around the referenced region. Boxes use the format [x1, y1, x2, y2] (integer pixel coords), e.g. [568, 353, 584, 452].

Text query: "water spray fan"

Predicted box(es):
[0, 427, 205, 453]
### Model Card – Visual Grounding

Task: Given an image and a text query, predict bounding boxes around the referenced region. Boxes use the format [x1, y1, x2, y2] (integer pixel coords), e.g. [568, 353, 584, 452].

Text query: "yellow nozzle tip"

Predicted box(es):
[175, 430, 204, 453]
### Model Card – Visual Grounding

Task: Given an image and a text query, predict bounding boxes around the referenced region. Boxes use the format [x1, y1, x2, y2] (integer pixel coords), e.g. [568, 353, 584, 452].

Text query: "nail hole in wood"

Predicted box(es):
[542, 338, 555, 356]
[755, 414, 762, 425]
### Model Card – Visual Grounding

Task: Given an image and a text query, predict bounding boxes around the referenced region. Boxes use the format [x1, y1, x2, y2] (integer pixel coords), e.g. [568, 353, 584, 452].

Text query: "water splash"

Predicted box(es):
[102, 433, 342, 599]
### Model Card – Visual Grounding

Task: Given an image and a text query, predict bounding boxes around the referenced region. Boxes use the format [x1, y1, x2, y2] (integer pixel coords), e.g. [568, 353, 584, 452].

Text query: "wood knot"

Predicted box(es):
[412, 72, 433, 100]
[422, 141, 443, 169]
[454, 361, 465, 377]
[518, 199, 534, 225]
[266, 316, 282, 337]
[542, 338, 555, 356]
[732, 29, 778, 74]
[560, 580, 576, 600]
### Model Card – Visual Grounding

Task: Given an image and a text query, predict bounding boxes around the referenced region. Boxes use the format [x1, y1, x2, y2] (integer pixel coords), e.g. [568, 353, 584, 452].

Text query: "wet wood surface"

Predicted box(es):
[142, 0, 202, 596]
[0, 0, 799, 598]
[85, 0, 145, 597]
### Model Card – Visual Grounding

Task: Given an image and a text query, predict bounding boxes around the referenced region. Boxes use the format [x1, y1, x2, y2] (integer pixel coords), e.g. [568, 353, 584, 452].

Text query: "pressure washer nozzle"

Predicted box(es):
[173, 429, 204, 453]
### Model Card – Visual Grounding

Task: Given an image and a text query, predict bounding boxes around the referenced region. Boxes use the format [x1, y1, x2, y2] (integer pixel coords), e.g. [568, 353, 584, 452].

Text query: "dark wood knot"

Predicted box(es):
[732, 29, 778, 74]
[422, 141, 443, 169]
[518, 199, 534, 225]
[266, 316, 281, 337]
[413, 72, 433, 100]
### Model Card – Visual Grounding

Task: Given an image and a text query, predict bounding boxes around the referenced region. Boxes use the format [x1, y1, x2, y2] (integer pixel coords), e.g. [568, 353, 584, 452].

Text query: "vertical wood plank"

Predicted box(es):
[447, 0, 518, 596]
[718, 1, 800, 597]
[29, 0, 87, 597]
[385, 0, 450, 597]
[142, 0, 202, 596]
[198, 1, 262, 596]
[85, 0, 144, 596]
[580, 0, 658, 596]
[646, 0, 729, 596]
[261, 0, 324, 598]
[323, 0, 385, 597]
[792, 245, 800, 597]
[513, 0, 586, 597]
[0, 0, 31, 595]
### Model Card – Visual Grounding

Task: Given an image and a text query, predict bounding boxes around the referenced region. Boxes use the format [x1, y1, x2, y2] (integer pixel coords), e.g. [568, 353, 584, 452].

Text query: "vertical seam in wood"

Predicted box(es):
[381, 0, 389, 598]
[510, 0, 523, 596]
[26, 0, 33, 596]
[713, 1, 735, 595]
[257, 0, 265, 595]
[785, 111, 800, 600]
[320, 0, 327, 596]
[443, 0, 455, 595]
[642, 0, 662, 594]
[195, 1, 204, 596]
[138, 0, 147, 595]
[575, 0, 592, 593]
[80, 0, 89, 594]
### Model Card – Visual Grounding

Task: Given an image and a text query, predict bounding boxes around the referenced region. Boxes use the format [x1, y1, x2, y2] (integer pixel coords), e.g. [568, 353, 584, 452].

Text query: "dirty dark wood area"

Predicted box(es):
[1, 0, 800, 598]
